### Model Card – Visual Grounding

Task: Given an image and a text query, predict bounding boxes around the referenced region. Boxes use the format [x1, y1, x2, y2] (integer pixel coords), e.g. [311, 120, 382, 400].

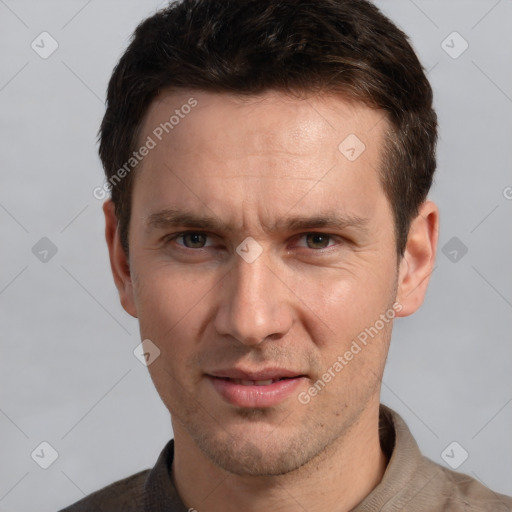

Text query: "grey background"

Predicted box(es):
[1, 1, 511, 510]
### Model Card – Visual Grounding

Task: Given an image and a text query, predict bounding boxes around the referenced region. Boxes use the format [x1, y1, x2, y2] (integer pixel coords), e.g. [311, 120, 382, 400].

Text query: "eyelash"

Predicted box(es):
[165, 231, 340, 252]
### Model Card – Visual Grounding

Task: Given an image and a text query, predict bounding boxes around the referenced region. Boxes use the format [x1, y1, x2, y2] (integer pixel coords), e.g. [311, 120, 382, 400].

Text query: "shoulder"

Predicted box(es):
[58, 469, 150, 512]
[375, 406, 512, 512]
[422, 456, 512, 511]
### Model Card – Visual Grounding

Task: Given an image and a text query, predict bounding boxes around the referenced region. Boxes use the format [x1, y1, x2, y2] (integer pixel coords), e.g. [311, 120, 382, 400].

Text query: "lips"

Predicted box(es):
[208, 368, 305, 381]
[217, 377, 295, 386]
[207, 368, 307, 408]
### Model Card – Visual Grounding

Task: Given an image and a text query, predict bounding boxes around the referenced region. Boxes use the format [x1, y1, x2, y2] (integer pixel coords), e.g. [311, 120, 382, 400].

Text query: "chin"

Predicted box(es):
[200, 435, 310, 476]
[187, 416, 335, 477]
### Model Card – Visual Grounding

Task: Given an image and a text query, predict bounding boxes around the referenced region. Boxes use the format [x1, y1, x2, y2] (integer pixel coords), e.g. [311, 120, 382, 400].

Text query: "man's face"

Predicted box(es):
[122, 90, 402, 475]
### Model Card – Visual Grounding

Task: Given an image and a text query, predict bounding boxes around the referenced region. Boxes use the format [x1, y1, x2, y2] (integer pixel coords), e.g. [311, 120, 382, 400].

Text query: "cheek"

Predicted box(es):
[132, 262, 217, 358]
[290, 258, 396, 349]
[132, 265, 214, 407]
[301, 270, 395, 404]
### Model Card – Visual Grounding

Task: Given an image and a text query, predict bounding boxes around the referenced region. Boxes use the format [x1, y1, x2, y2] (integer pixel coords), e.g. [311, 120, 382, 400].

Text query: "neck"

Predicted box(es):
[171, 403, 387, 512]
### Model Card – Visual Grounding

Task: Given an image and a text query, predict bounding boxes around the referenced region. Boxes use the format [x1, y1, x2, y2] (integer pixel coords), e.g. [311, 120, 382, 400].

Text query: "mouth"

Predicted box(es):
[215, 376, 299, 386]
[206, 369, 307, 408]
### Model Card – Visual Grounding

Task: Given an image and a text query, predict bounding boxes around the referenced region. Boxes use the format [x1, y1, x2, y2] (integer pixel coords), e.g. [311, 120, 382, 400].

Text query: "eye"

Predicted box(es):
[297, 233, 337, 250]
[172, 231, 212, 249]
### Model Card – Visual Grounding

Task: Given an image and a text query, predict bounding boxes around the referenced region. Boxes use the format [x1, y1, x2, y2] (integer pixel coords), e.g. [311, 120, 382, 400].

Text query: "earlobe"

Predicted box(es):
[396, 200, 439, 317]
[103, 200, 138, 318]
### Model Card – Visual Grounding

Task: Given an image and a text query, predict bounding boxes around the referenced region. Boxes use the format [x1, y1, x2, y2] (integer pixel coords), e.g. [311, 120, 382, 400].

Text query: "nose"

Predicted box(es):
[213, 251, 293, 346]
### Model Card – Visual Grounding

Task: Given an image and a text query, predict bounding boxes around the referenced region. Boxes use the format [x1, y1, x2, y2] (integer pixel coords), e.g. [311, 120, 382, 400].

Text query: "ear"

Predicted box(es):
[103, 199, 138, 318]
[395, 200, 439, 317]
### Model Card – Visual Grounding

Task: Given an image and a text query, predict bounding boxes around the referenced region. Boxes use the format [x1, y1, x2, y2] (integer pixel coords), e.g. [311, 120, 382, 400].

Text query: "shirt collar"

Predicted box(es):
[352, 404, 439, 511]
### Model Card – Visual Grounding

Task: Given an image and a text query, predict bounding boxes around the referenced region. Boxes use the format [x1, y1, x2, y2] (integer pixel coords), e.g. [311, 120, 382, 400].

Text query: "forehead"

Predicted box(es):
[140, 89, 386, 158]
[133, 89, 391, 227]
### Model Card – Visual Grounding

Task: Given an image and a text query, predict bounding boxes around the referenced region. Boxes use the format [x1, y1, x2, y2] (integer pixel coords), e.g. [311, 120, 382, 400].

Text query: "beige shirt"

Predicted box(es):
[59, 405, 512, 511]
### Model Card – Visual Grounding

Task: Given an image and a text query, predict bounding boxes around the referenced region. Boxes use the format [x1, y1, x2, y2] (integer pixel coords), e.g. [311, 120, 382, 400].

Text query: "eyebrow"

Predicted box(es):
[145, 208, 369, 234]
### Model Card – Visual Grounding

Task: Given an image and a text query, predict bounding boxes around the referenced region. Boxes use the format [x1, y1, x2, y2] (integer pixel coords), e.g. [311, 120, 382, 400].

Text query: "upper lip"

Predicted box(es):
[208, 368, 306, 381]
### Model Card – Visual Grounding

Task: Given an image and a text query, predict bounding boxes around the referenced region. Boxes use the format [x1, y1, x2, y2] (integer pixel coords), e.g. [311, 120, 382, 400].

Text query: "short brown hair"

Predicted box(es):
[99, 0, 437, 257]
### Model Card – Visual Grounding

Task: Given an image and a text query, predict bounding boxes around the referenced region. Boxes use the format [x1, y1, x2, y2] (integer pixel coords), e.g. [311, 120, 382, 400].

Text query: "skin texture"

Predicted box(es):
[104, 90, 439, 512]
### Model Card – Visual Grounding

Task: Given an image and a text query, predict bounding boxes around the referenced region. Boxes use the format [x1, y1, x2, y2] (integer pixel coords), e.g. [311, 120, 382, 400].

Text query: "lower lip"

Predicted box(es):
[208, 376, 306, 408]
